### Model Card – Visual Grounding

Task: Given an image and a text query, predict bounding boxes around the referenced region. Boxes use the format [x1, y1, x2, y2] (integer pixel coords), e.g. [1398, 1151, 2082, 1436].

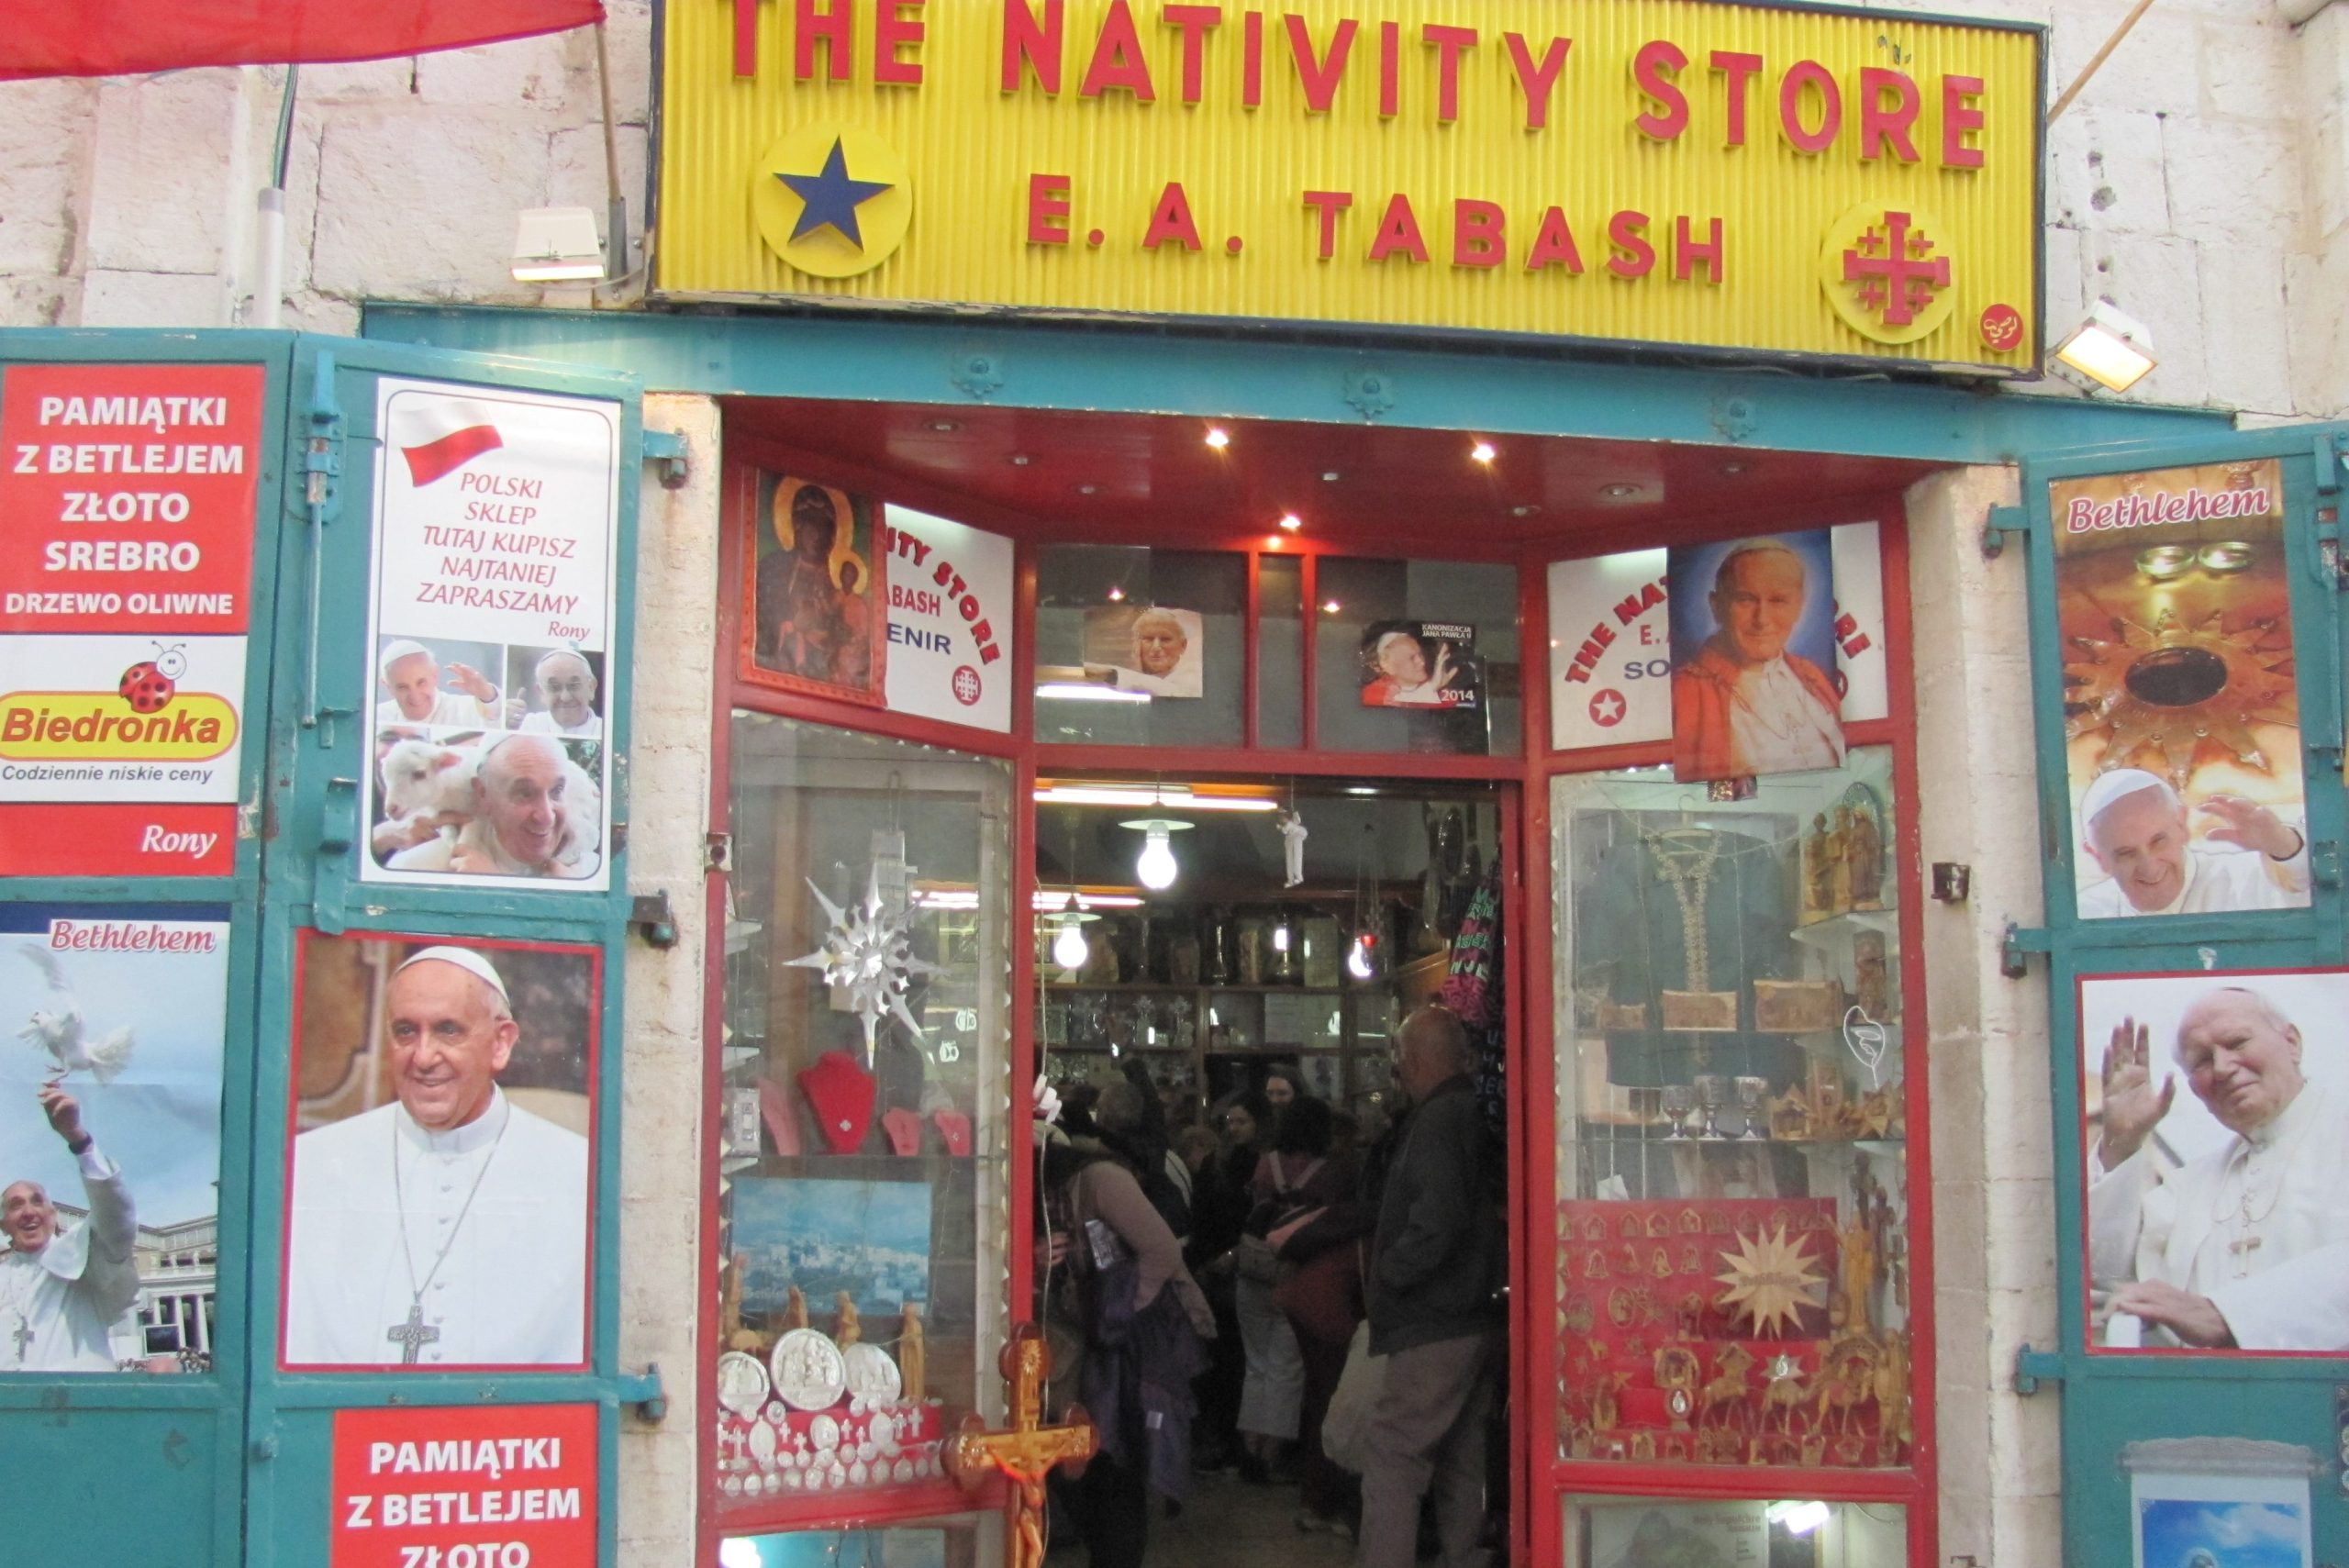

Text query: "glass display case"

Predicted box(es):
[715, 717, 1015, 1516]
[1551, 749, 1911, 1471]
[1563, 1496, 1908, 1567]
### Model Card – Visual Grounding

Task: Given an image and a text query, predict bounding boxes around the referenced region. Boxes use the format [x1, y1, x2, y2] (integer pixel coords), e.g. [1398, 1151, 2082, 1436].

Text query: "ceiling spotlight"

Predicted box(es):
[1321, 600, 1341, 614]
[1107, 585, 1125, 601]
[1470, 439, 1497, 464]
[1010, 453, 1032, 466]
[1078, 484, 1098, 495]
[1120, 816, 1195, 890]
[1510, 503, 1541, 517]
[928, 418, 960, 433]
[1600, 483, 1642, 500]
[1321, 471, 1341, 483]
[1720, 461, 1750, 475]
[2052, 300, 2156, 393]
[1278, 513, 1302, 531]
[1204, 426, 1230, 450]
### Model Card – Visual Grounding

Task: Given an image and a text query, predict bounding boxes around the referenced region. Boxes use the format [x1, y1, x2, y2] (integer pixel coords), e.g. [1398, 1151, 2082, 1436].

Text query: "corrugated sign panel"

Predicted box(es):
[657, 0, 2043, 373]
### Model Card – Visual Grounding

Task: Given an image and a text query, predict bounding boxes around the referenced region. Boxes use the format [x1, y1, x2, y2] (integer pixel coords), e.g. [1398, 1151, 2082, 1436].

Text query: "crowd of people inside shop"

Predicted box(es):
[1038, 1006, 1506, 1568]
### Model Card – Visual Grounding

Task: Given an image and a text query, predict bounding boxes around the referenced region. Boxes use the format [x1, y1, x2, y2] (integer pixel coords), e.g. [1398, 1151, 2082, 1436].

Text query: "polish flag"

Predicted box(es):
[393, 397, 506, 486]
[0, 3, 603, 80]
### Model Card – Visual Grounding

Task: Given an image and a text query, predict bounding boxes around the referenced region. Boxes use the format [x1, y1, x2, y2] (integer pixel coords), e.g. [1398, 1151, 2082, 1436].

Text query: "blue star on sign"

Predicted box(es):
[777, 138, 893, 249]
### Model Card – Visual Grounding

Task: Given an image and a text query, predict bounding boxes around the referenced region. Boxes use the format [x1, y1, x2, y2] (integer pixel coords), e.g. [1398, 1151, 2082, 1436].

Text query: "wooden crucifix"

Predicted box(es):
[945, 1323, 1097, 1568]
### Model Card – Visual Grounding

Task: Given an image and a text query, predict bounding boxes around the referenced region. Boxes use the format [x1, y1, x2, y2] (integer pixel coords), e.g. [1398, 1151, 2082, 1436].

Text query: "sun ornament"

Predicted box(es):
[1713, 1225, 1826, 1339]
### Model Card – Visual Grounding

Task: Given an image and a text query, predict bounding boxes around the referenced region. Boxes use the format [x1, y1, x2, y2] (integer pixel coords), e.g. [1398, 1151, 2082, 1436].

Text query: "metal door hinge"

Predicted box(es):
[2000, 920, 2053, 979]
[642, 428, 690, 489]
[2318, 430, 2343, 496]
[1982, 503, 2031, 559]
[629, 890, 679, 948]
[618, 1362, 668, 1422]
[2014, 1343, 2065, 1396]
[2316, 839, 2343, 890]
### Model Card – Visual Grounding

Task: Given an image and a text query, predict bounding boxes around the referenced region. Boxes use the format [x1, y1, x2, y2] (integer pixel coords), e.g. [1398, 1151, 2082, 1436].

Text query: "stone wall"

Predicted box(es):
[616, 392, 720, 1568]
[1905, 463, 2061, 1568]
[0, 0, 2343, 416]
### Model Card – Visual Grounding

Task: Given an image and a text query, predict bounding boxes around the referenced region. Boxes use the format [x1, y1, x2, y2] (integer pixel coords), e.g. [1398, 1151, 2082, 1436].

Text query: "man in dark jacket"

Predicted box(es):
[1359, 1005, 1502, 1568]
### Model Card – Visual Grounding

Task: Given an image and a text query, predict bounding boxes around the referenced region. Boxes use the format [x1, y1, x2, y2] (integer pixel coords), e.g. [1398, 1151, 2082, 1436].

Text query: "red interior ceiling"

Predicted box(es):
[722, 398, 1942, 551]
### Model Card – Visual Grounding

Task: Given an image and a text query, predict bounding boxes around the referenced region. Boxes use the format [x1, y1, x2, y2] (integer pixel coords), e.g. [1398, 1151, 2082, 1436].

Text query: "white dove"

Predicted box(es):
[17, 943, 136, 1085]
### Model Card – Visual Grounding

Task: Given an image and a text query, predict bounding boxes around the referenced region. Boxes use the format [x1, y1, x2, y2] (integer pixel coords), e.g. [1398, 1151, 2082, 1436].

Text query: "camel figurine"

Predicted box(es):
[1811, 1333, 1882, 1437]
[1698, 1343, 1756, 1431]
[1760, 1351, 1809, 1434]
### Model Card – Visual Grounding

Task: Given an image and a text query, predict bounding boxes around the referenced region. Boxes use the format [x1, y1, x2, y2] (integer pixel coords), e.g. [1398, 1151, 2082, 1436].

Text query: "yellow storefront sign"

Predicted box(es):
[659, 0, 2043, 372]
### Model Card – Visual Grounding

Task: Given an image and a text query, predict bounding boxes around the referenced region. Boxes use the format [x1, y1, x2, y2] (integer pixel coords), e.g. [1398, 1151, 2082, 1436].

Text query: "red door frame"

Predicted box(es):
[696, 417, 1936, 1568]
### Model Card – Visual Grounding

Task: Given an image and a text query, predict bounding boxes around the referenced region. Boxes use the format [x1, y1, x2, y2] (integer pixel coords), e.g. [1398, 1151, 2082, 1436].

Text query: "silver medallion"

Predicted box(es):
[717, 1351, 772, 1418]
[770, 1328, 849, 1411]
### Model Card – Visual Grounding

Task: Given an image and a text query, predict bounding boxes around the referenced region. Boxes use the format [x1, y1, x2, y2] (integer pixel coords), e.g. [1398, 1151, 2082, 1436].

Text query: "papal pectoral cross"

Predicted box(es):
[386, 1303, 440, 1364]
[2229, 1234, 2265, 1274]
[9, 1318, 32, 1361]
[945, 1323, 1097, 1568]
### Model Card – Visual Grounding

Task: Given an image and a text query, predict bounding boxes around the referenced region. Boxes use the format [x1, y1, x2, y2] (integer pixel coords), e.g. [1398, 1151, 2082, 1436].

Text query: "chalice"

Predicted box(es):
[1734, 1076, 1769, 1140]
[1693, 1074, 1728, 1140]
[1661, 1084, 1696, 1141]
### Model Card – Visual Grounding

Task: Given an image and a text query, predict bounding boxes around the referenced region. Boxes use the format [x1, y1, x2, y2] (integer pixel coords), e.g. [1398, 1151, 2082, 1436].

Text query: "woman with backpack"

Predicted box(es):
[1230, 1090, 1352, 1485]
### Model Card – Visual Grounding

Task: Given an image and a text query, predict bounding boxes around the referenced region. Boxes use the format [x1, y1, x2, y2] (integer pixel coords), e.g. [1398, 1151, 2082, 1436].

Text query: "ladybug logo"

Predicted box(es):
[118, 641, 188, 714]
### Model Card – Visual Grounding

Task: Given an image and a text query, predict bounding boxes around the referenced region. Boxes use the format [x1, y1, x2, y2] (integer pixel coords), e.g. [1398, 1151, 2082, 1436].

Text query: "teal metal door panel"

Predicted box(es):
[0, 328, 651, 1567]
[242, 336, 647, 1567]
[0, 331, 297, 1568]
[2018, 424, 2349, 1568]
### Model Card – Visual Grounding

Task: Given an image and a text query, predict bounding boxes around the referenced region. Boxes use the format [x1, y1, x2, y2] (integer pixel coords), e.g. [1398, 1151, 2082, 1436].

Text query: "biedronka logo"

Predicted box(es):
[0, 654, 237, 764]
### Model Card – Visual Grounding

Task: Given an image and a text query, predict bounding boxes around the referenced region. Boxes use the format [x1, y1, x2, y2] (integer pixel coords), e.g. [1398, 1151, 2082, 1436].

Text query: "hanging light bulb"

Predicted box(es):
[1120, 816, 1194, 891]
[1052, 917, 1091, 971]
[1347, 930, 1377, 980]
[1137, 825, 1178, 889]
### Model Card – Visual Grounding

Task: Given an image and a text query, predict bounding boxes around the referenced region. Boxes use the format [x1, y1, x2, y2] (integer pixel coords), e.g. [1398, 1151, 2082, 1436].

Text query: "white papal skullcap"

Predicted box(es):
[394, 944, 511, 1005]
[2079, 767, 2180, 828]
[377, 639, 432, 676]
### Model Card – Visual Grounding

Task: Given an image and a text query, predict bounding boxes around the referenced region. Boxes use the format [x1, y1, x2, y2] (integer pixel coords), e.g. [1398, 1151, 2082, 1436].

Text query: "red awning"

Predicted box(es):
[0, 1, 606, 80]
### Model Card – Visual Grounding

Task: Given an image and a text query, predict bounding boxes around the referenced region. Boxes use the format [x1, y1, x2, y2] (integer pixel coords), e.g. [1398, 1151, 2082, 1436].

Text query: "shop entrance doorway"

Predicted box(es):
[704, 391, 1938, 1568]
[1033, 777, 1509, 1567]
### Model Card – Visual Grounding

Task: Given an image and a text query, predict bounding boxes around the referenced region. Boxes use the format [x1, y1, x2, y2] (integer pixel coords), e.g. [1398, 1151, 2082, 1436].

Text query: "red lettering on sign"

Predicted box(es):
[1453, 200, 1506, 268]
[1001, 0, 1062, 94]
[1505, 34, 1570, 130]
[1607, 211, 1654, 278]
[1780, 60, 1841, 153]
[873, 0, 924, 83]
[1423, 23, 1477, 123]
[1633, 39, 1689, 140]
[1942, 74, 1986, 169]
[1028, 173, 1071, 244]
[1163, 5, 1219, 104]
[1286, 13, 1356, 113]
[794, 0, 852, 82]
[1709, 50, 1763, 146]
[1303, 190, 1353, 260]
[1368, 194, 1429, 263]
[1673, 216, 1724, 284]
[1525, 207, 1584, 273]
[1142, 182, 1201, 250]
[1858, 67, 1920, 161]
[1079, 0, 1154, 98]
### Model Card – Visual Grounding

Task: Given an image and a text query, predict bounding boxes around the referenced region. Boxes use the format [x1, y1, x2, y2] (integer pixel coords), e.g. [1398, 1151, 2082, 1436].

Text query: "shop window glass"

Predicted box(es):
[1563, 1496, 1906, 1567]
[1257, 554, 1304, 748]
[1314, 557, 1520, 756]
[1551, 751, 1911, 1471]
[1035, 546, 1245, 747]
[719, 1514, 1003, 1568]
[717, 717, 1013, 1515]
